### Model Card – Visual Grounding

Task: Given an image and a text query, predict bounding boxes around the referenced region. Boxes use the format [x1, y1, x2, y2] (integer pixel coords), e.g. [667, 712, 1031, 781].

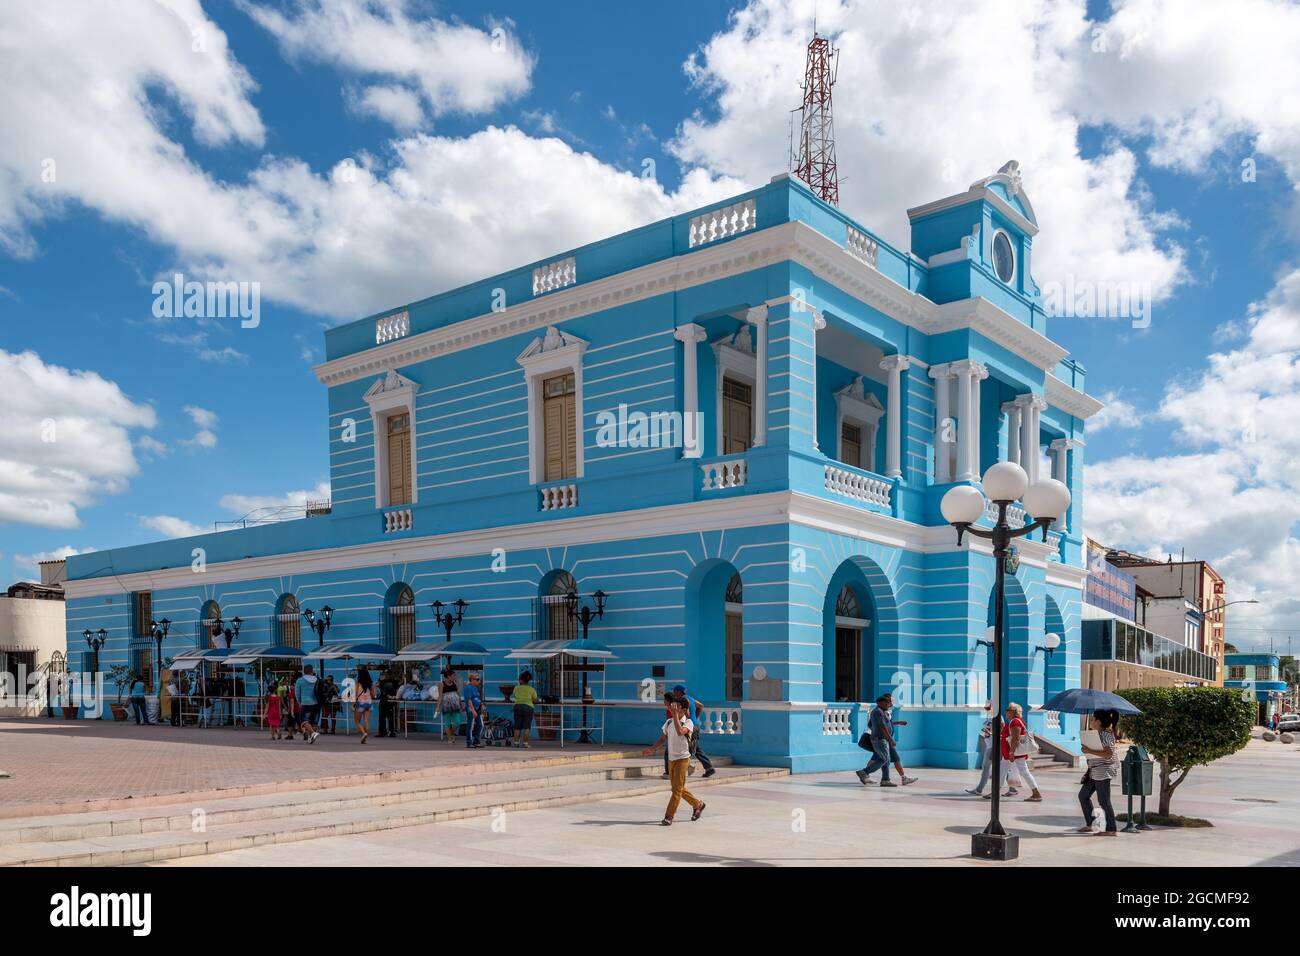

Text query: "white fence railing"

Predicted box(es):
[1045, 709, 1061, 731]
[700, 458, 747, 491]
[822, 706, 854, 736]
[688, 197, 756, 248]
[539, 484, 578, 511]
[375, 310, 409, 344]
[698, 706, 742, 735]
[383, 509, 412, 533]
[845, 226, 878, 268]
[824, 465, 891, 508]
[532, 256, 576, 295]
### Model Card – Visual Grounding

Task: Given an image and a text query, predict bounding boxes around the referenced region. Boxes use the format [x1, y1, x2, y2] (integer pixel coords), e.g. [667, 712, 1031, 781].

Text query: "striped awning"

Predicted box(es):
[393, 640, 489, 662]
[311, 642, 394, 660]
[169, 648, 230, 670]
[505, 639, 615, 660]
[224, 644, 305, 664]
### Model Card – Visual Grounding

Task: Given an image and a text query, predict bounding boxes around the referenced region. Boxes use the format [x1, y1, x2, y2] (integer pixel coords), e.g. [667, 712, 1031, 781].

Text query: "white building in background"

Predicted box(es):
[0, 560, 67, 715]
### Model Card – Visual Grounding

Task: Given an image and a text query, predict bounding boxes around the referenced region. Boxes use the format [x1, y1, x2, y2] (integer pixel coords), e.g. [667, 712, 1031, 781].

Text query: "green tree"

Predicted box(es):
[1118, 686, 1254, 817]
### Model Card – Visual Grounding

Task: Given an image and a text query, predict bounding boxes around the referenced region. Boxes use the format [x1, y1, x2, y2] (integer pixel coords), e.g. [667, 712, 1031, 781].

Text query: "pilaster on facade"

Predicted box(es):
[674, 322, 708, 459]
[879, 354, 910, 479]
[745, 305, 769, 449]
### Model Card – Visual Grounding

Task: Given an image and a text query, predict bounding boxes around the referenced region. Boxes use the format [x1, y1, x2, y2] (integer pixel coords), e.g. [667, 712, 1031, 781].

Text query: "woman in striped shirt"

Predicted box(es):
[1078, 708, 1120, 836]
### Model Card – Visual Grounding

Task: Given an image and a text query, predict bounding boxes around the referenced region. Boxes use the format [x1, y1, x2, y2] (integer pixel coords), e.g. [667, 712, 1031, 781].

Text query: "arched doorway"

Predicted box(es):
[821, 559, 890, 703]
[200, 599, 222, 648]
[385, 583, 416, 653]
[985, 574, 1030, 709]
[536, 570, 579, 698]
[275, 594, 301, 648]
[1043, 594, 1068, 703]
[683, 559, 742, 703]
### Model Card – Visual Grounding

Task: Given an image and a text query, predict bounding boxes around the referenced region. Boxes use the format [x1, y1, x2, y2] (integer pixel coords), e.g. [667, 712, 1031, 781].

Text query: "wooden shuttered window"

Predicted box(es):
[722, 377, 752, 454]
[542, 373, 577, 482]
[841, 422, 862, 469]
[134, 591, 153, 637]
[386, 412, 412, 506]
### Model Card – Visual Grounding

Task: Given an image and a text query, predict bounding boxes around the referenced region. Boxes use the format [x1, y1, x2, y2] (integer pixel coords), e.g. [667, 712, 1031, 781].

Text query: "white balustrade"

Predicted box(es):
[688, 198, 756, 248]
[824, 465, 891, 507]
[539, 483, 578, 511]
[532, 256, 576, 295]
[985, 500, 1026, 527]
[1045, 709, 1061, 731]
[383, 508, 412, 533]
[700, 458, 747, 491]
[822, 706, 854, 736]
[698, 706, 742, 735]
[845, 226, 878, 267]
[375, 310, 409, 344]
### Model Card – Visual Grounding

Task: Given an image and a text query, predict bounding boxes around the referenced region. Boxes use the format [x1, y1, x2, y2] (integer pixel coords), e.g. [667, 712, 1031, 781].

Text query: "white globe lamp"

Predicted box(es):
[981, 461, 1028, 503]
[1023, 478, 1071, 523]
[940, 484, 986, 525]
[1042, 632, 1061, 652]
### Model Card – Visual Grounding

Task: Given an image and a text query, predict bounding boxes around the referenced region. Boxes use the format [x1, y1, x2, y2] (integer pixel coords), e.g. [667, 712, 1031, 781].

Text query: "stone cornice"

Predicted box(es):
[1045, 373, 1105, 420]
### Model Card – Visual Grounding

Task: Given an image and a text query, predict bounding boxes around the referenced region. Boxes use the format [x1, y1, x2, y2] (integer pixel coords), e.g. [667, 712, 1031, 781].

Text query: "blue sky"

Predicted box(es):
[1, 0, 1298, 651]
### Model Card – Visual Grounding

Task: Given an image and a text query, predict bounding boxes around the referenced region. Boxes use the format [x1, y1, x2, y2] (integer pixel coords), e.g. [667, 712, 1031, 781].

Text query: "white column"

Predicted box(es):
[673, 323, 707, 458]
[953, 360, 975, 481]
[1017, 394, 1037, 482]
[929, 363, 952, 482]
[746, 305, 768, 447]
[1026, 396, 1046, 482]
[1048, 437, 1078, 530]
[1002, 401, 1021, 465]
[811, 312, 826, 450]
[969, 363, 988, 478]
[880, 354, 910, 479]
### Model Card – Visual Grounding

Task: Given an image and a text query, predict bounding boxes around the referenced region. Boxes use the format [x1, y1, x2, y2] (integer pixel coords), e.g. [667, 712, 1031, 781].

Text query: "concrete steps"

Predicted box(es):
[0, 756, 787, 867]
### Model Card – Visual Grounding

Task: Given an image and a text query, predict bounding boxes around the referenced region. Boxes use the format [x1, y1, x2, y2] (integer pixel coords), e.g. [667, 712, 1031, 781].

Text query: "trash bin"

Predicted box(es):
[1120, 744, 1153, 796]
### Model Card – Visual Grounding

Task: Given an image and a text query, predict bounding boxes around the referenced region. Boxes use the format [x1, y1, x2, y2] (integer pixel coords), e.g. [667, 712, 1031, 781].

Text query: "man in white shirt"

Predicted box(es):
[642, 695, 706, 825]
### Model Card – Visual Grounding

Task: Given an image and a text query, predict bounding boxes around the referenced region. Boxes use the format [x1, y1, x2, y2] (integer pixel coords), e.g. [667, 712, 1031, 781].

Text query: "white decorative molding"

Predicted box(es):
[834, 376, 884, 472]
[1045, 373, 1105, 420]
[539, 483, 578, 511]
[383, 509, 412, 533]
[314, 220, 1088, 396]
[688, 197, 756, 248]
[844, 226, 878, 267]
[532, 256, 576, 296]
[824, 464, 891, 508]
[712, 322, 758, 456]
[700, 458, 747, 491]
[363, 370, 420, 509]
[822, 706, 853, 735]
[907, 159, 1038, 236]
[64, 488, 1085, 600]
[375, 311, 409, 345]
[517, 326, 588, 485]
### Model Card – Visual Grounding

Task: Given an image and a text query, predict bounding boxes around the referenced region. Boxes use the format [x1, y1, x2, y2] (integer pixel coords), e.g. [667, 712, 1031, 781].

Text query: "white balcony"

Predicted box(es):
[375, 310, 409, 345]
[383, 508, 412, 533]
[700, 456, 747, 491]
[539, 483, 578, 511]
[532, 256, 576, 295]
[824, 463, 892, 509]
[688, 197, 756, 248]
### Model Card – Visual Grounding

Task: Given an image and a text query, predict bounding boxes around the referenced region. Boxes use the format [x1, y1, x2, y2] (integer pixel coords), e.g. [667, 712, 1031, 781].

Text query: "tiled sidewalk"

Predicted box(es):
[0, 718, 631, 814]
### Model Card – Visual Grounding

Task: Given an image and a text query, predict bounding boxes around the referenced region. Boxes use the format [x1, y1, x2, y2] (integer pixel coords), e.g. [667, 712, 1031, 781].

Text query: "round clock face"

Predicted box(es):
[992, 230, 1015, 283]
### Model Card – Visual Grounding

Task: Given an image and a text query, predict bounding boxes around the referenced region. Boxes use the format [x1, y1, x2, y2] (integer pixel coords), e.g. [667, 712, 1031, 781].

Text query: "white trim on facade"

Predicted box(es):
[516, 326, 588, 484]
[362, 370, 419, 509]
[833, 376, 884, 472]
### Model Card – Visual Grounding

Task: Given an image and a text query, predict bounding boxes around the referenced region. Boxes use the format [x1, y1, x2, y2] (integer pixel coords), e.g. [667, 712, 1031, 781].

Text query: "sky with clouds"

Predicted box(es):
[0, 0, 1297, 653]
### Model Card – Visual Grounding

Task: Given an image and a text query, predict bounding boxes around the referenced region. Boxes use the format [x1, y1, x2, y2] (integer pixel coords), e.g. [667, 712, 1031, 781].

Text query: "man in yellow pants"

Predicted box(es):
[643, 696, 706, 826]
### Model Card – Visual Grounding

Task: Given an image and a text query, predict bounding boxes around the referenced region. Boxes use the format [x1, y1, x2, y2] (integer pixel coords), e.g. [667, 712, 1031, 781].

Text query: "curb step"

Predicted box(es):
[0, 759, 788, 867]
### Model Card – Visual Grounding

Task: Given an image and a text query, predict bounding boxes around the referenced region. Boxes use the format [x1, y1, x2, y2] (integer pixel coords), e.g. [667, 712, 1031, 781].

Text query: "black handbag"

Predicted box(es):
[857, 732, 873, 751]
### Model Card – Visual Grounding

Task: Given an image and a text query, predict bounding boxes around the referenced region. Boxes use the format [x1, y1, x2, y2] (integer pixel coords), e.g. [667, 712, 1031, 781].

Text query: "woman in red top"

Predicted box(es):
[999, 702, 1042, 801]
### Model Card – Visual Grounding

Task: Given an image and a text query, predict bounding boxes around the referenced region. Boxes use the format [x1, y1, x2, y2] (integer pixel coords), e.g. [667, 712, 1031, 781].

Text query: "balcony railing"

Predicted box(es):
[700, 455, 747, 491]
[822, 706, 854, 735]
[1082, 619, 1218, 683]
[539, 483, 578, 511]
[697, 705, 742, 735]
[383, 508, 412, 533]
[824, 463, 892, 509]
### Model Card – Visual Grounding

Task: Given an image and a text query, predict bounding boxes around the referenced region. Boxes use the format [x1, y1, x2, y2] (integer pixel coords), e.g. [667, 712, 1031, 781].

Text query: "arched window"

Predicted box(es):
[539, 571, 579, 698]
[276, 594, 301, 648]
[388, 584, 416, 652]
[724, 573, 743, 701]
[200, 599, 222, 648]
[835, 585, 860, 619]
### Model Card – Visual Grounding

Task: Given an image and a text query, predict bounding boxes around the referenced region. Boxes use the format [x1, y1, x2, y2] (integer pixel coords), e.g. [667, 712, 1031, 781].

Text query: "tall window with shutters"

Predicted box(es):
[133, 591, 153, 637]
[386, 412, 413, 506]
[542, 372, 577, 482]
[722, 378, 753, 454]
[840, 422, 862, 469]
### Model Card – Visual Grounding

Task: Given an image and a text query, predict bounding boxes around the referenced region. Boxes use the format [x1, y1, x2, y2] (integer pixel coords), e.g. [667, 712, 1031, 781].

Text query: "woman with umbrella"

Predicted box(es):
[1078, 709, 1121, 836]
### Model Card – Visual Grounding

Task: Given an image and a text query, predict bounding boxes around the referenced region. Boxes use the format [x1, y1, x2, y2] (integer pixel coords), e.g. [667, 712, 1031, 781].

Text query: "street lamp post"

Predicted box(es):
[565, 588, 607, 744]
[431, 599, 468, 641]
[940, 461, 1071, 862]
[302, 605, 333, 689]
[83, 628, 108, 720]
[149, 618, 171, 722]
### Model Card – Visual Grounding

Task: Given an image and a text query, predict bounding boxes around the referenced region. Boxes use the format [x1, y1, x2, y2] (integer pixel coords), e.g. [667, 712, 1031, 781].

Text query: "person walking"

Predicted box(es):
[510, 671, 538, 748]
[439, 667, 462, 745]
[377, 668, 399, 738]
[354, 665, 374, 744]
[991, 702, 1042, 801]
[295, 665, 321, 743]
[642, 696, 705, 825]
[965, 701, 996, 796]
[318, 675, 339, 734]
[164, 672, 181, 727]
[1077, 708, 1120, 836]
[856, 696, 896, 787]
[128, 673, 149, 725]
[672, 684, 716, 778]
[265, 682, 283, 740]
[282, 678, 298, 741]
[880, 693, 918, 785]
[463, 671, 485, 748]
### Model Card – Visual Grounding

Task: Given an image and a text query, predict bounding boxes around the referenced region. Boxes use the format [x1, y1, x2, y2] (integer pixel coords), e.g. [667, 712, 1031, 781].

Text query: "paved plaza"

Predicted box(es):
[3, 719, 1295, 866]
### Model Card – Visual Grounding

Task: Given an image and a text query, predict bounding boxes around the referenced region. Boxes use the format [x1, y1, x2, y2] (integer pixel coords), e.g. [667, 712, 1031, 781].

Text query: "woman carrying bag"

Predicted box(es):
[993, 702, 1043, 802]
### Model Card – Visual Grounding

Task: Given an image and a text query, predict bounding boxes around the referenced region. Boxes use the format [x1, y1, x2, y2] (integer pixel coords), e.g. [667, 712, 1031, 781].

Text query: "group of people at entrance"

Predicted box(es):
[962, 700, 1121, 835]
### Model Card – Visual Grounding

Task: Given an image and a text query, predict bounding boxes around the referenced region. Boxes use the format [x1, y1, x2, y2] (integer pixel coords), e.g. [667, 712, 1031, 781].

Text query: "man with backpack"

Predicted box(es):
[317, 675, 339, 734]
[671, 684, 716, 778]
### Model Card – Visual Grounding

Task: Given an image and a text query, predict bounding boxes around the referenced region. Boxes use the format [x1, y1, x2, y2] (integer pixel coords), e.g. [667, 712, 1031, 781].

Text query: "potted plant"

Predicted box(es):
[107, 664, 133, 721]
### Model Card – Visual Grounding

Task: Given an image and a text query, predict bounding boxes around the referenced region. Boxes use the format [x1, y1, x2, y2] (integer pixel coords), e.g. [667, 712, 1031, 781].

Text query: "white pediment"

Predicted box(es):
[363, 369, 419, 403]
[517, 325, 588, 364]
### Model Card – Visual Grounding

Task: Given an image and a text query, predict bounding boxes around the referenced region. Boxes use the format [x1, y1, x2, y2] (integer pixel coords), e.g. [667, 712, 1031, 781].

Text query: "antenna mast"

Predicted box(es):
[791, 31, 840, 205]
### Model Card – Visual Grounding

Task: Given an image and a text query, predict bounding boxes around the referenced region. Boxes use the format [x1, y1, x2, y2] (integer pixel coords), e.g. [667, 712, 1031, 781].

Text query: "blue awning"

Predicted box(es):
[391, 640, 488, 662]
[312, 642, 394, 660]
[169, 648, 230, 670]
[505, 639, 615, 660]
[224, 644, 306, 664]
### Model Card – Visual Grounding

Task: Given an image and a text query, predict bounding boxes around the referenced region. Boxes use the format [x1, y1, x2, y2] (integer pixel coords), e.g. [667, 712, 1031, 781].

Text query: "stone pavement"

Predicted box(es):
[153, 736, 1300, 867]
[0, 718, 636, 815]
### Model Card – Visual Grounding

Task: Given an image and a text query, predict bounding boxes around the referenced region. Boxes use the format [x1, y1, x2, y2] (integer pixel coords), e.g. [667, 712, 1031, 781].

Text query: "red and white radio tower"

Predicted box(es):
[791, 32, 840, 205]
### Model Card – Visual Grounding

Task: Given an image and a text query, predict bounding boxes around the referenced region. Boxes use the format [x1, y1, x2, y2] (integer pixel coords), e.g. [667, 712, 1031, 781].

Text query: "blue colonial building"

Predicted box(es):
[63, 162, 1101, 771]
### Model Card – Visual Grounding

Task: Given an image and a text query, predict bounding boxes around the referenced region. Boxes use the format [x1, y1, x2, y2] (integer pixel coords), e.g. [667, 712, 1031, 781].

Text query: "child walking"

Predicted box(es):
[642, 696, 706, 826]
[266, 683, 282, 740]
